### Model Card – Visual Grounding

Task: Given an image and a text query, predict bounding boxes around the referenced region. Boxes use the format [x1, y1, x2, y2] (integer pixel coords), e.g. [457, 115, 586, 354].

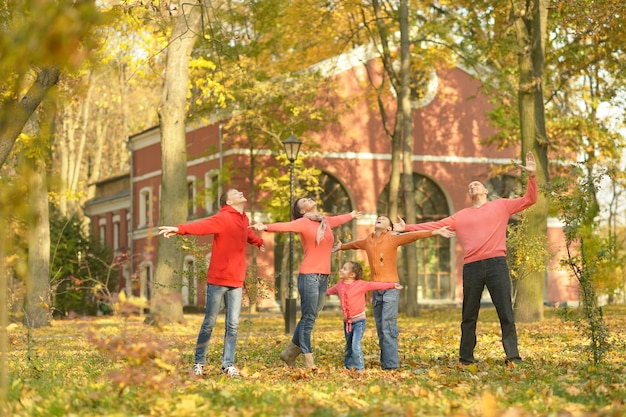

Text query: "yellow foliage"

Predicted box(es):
[479, 391, 499, 417]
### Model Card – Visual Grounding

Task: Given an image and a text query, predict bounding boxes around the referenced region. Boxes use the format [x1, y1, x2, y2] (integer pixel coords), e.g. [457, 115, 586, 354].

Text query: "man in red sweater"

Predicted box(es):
[158, 189, 264, 377]
[395, 151, 537, 366]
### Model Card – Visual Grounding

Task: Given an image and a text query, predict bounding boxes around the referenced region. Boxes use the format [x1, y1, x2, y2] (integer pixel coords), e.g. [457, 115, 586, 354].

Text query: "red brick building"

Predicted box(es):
[85, 47, 579, 311]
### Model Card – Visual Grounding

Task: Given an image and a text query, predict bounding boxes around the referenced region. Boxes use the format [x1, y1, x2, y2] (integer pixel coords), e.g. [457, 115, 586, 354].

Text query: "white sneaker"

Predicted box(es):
[221, 365, 240, 377]
[192, 363, 204, 376]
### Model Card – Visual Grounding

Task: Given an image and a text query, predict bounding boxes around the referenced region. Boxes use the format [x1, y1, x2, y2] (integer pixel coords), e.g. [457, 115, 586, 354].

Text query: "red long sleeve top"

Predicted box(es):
[176, 205, 263, 288]
[326, 280, 396, 321]
[265, 214, 354, 274]
[405, 176, 538, 264]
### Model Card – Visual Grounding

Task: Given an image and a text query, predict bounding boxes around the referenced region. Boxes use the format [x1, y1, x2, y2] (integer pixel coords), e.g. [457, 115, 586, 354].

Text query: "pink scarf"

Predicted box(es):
[303, 213, 326, 245]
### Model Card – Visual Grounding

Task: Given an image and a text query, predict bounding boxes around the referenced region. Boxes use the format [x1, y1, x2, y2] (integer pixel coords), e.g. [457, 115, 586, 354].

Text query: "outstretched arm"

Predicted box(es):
[158, 226, 179, 238]
[250, 221, 268, 232]
[432, 226, 456, 238]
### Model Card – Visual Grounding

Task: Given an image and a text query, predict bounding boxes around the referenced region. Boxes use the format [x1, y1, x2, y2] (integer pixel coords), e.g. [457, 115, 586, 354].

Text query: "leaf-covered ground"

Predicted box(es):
[4, 305, 626, 417]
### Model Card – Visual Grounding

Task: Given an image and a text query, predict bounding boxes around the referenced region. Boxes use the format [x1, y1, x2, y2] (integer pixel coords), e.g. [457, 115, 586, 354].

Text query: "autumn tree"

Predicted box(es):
[510, 0, 550, 322]
[443, 0, 625, 320]
[0, 0, 104, 339]
[331, 0, 455, 315]
[0, 0, 101, 169]
[181, 0, 352, 310]
[149, 0, 205, 324]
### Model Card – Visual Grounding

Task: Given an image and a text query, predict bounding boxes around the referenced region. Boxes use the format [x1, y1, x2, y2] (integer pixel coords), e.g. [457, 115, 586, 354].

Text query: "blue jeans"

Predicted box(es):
[372, 289, 400, 369]
[344, 319, 366, 370]
[194, 284, 242, 368]
[460, 257, 520, 364]
[292, 273, 328, 354]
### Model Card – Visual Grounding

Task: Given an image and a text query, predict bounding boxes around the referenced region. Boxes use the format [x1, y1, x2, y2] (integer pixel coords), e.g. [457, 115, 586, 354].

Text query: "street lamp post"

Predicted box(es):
[282, 135, 302, 335]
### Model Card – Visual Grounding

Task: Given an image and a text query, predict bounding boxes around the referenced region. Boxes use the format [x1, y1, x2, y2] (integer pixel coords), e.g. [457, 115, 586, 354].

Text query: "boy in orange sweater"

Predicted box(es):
[334, 216, 454, 370]
[327, 261, 402, 371]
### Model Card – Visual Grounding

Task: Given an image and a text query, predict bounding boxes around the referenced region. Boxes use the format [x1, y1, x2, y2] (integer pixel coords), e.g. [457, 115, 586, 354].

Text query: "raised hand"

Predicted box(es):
[332, 240, 342, 253]
[518, 151, 537, 176]
[393, 216, 407, 232]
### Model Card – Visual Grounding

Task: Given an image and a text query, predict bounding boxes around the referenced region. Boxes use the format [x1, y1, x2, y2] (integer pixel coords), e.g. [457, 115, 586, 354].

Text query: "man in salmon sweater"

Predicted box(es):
[334, 216, 454, 370]
[158, 189, 264, 378]
[395, 151, 537, 366]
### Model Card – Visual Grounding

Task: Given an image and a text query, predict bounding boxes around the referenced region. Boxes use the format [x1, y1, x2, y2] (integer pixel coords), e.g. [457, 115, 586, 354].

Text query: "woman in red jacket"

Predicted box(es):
[159, 189, 264, 378]
[252, 197, 361, 369]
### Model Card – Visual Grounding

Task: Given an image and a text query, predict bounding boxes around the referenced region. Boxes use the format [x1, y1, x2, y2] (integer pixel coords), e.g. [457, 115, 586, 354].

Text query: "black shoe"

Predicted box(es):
[505, 358, 522, 367]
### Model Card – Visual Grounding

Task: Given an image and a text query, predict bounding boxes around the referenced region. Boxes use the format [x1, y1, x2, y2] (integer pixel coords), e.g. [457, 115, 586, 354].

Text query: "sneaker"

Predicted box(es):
[221, 365, 241, 377]
[192, 363, 204, 376]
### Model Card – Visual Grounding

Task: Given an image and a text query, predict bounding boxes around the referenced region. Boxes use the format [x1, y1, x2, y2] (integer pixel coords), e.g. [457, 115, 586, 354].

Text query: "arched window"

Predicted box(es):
[378, 174, 453, 301]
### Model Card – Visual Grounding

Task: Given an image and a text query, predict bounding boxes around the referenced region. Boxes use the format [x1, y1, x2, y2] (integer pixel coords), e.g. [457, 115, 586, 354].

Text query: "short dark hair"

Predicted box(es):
[292, 198, 304, 219]
[347, 261, 363, 280]
[219, 189, 234, 207]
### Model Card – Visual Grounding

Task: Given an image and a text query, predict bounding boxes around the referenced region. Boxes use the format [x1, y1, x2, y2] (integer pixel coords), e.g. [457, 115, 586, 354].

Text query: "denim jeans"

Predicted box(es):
[292, 273, 328, 354]
[194, 284, 242, 368]
[372, 289, 400, 369]
[344, 319, 366, 370]
[460, 257, 520, 364]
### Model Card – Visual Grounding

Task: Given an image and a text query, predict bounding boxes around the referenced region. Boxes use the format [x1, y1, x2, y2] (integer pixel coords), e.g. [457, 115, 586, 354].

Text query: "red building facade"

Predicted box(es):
[85, 47, 580, 311]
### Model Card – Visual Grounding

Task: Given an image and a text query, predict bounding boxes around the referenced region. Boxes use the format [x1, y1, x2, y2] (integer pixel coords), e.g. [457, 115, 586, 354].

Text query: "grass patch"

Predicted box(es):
[4, 306, 626, 416]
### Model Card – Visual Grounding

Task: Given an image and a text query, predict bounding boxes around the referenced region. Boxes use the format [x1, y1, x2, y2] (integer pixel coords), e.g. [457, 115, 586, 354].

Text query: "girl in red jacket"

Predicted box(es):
[327, 261, 402, 371]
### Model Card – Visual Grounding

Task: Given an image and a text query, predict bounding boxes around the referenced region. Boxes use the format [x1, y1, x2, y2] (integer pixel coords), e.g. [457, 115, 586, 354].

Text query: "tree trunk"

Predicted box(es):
[0, 220, 8, 403]
[399, 0, 419, 317]
[23, 113, 52, 328]
[151, 2, 204, 324]
[512, 0, 548, 322]
[0, 67, 60, 169]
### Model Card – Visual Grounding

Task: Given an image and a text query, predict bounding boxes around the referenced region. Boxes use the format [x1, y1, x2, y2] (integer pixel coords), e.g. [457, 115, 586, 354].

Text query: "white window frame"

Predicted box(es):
[187, 176, 197, 218]
[98, 218, 106, 247]
[112, 214, 121, 250]
[138, 187, 152, 227]
[204, 170, 220, 214]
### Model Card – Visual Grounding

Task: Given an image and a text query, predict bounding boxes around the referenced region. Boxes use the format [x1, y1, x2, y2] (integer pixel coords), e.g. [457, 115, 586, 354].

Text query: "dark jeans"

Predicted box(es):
[460, 257, 520, 364]
[292, 273, 328, 354]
